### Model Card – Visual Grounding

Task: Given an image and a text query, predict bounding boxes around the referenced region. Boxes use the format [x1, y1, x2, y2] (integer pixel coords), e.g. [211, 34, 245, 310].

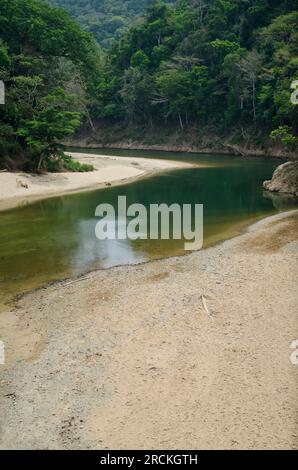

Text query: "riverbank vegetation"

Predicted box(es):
[91, 0, 297, 153]
[0, 0, 297, 171]
[0, 0, 100, 171]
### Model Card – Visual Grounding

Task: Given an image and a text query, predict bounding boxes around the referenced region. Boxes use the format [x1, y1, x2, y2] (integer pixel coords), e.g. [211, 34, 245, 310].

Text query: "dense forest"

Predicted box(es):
[48, 0, 175, 48]
[0, 0, 297, 171]
[0, 0, 101, 170]
[94, 0, 298, 153]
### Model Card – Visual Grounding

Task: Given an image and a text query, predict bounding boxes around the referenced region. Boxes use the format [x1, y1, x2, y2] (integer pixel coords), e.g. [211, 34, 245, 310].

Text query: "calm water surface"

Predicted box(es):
[0, 149, 297, 302]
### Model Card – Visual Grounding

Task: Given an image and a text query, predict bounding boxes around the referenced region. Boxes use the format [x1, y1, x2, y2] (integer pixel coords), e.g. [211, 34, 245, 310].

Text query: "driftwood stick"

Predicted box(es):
[201, 295, 213, 319]
[62, 276, 92, 287]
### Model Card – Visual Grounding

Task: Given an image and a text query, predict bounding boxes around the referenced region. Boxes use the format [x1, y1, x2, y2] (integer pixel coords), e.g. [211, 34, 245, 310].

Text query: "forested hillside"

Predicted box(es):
[90, 0, 298, 153]
[48, 0, 175, 48]
[0, 0, 297, 171]
[0, 0, 101, 171]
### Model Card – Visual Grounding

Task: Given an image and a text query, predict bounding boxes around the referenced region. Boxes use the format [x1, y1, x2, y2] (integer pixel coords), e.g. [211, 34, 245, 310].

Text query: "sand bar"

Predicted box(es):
[0, 152, 192, 211]
[0, 210, 297, 449]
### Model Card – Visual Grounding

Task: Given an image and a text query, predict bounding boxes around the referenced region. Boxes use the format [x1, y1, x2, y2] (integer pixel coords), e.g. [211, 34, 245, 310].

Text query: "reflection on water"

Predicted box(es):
[263, 190, 298, 211]
[72, 217, 147, 270]
[0, 150, 297, 302]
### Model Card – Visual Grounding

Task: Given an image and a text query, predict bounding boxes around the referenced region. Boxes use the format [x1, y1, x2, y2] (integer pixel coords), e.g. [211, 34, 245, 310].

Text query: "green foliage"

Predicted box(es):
[270, 126, 298, 151]
[0, 0, 101, 171]
[44, 153, 93, 172]
[17, 89, 81, 171]
[61, 155, 94, 172]
[130, 50, 150, 69]
[0, 41, 10, 67]
[2, 0, 297, 166]
[48, 0, 175, 48]
[96, 0, 298, 141]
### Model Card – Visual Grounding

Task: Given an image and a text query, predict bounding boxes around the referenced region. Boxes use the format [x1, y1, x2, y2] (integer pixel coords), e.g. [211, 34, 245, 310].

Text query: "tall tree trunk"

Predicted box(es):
[84, 105, 95, 134]
[37, 154, 44, 172]
[252, 80, 257, 126]
[178, 113, 184, 130]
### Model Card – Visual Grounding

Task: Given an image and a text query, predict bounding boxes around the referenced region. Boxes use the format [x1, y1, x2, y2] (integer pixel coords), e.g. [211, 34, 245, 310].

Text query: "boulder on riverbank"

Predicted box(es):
[263, 161, 298, 197]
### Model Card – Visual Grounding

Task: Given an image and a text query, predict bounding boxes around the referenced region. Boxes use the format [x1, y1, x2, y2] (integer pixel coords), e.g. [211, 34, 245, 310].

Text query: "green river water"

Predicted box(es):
[0, 149, 297, 303]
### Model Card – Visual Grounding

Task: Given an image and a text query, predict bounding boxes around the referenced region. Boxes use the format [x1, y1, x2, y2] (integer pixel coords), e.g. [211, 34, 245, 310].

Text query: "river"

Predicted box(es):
[0, 149, 297, 302]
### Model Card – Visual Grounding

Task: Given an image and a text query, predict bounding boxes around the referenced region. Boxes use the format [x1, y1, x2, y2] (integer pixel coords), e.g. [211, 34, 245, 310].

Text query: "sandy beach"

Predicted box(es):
[0, 210, 297, 450]
[0, 152, 192, 211]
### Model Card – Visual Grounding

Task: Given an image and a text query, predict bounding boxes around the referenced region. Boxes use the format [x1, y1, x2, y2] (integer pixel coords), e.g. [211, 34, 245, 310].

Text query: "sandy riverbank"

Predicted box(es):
[0, 153, 192, 211]
[0, 210, 297, 449]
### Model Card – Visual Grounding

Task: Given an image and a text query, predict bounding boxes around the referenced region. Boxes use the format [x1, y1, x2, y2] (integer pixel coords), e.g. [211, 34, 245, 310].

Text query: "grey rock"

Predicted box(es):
[263, 161, 298, 196]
